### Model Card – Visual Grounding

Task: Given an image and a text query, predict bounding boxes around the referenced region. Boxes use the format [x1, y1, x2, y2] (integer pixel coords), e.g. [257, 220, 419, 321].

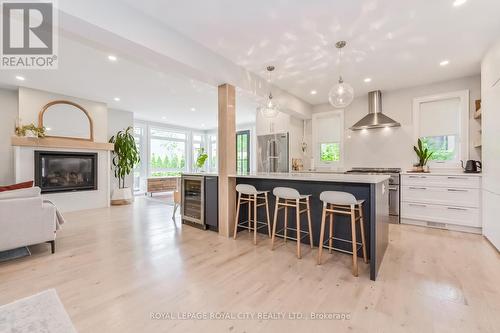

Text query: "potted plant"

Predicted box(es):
[413, 138, 433, 172]
[15, 123, 46, 138]
[195, 147, 208, 172]
[109, 126, 140, 205]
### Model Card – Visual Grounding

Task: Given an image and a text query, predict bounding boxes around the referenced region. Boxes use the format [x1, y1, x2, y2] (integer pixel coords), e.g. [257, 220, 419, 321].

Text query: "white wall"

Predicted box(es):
[0, 88, 18, 185]
[108, 108, 134, 190]
[18, 87, 108, 142]
[311, 75, 481, 170]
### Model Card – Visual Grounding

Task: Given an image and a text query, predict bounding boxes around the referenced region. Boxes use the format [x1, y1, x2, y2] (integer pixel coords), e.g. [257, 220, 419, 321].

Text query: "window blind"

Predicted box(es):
[419, 97, 460, 137]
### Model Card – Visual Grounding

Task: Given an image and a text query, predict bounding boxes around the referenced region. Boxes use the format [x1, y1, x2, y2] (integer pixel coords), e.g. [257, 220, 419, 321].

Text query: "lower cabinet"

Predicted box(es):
[401, 174, 482, 233]
[204, 176, 218, 231]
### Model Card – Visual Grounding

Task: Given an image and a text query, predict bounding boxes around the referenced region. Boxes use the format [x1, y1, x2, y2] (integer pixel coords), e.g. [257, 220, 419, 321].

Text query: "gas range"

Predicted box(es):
[346, 168, 401, 220]
[346, 167, 401, 185]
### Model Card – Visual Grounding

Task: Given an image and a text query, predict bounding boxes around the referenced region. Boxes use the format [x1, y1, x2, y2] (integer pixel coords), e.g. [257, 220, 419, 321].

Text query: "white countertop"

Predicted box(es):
[181, 172, 218, 177]
[401, 171, 482, 177]
[229, 172, 390, 184]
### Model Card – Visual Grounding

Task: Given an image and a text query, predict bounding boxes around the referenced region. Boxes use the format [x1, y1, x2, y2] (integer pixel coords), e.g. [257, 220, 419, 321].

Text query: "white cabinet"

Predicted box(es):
[256, 112, 290, 136]
[401, 173, 482, 233]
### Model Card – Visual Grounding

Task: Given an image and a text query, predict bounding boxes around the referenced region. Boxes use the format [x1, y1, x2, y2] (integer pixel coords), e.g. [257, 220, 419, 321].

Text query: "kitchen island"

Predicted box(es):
[229, 172, 391, 281]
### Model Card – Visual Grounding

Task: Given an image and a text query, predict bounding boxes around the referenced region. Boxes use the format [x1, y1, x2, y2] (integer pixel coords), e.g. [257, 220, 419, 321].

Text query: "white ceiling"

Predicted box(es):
[122, 0, 500, 104]
[0, 34, 258, 130]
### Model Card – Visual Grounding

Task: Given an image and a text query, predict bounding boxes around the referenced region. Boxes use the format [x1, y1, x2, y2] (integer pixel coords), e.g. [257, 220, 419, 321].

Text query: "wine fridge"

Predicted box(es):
[181, 175, 205, 228]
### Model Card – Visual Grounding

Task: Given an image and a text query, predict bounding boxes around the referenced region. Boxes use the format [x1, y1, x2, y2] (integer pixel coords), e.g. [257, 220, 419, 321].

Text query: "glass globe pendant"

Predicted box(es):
[328, 76, 354, 108]
[329, 41, 354, 108]
[259, 66, 280, 118]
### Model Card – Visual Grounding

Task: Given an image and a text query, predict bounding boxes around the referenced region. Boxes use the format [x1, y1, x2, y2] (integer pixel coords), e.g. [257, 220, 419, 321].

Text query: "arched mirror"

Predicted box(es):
[39, 101, 94, 141]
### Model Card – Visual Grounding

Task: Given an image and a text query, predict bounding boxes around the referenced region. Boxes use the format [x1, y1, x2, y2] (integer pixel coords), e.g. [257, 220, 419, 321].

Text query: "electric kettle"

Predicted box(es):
[461, 160, 482, 173]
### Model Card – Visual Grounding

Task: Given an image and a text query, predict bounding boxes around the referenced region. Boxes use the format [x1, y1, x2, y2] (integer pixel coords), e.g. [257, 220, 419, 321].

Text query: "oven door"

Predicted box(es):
[389, 185, 399, 216]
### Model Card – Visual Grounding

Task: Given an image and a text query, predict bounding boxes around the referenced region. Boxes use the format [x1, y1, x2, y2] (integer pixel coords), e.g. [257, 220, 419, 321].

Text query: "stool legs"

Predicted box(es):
[253, 194, 258, 245]
[329, 204, 333, 254]
[306, 197, 314, 248]
[358, 205, 368, 264]
[317, 202, 327, 265]
[233, 193, 242, 239]
[271, 197, 279, 250]
[284, 203, 288, 243]
[296, 198, 301, 259]
[265, 193, 271, 237]
[350, 206, 358, 277]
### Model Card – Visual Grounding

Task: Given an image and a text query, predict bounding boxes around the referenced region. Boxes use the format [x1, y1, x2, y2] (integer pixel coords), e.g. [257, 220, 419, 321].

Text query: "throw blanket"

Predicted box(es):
[43, 200, 66, 230]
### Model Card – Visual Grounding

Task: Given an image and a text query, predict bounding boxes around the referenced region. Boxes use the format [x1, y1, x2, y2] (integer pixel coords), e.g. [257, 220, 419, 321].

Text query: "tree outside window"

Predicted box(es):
[320, 143, 340, 162]
[420, 135, 457, 161]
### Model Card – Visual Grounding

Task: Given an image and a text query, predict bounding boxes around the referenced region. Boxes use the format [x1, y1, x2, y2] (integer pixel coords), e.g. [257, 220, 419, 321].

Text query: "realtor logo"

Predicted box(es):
[1, 1, 58, 69]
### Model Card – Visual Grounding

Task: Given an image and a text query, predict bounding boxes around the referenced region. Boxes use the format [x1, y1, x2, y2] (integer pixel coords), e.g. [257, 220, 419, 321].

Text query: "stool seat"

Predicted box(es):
[319, 191, 359, 206]
[272, 187, 310, 200]
[236, 184, 268, 196]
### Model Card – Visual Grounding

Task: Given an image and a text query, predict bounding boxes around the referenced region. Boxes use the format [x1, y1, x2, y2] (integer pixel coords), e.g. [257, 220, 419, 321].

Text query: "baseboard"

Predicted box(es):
[401, 218, 482, 234]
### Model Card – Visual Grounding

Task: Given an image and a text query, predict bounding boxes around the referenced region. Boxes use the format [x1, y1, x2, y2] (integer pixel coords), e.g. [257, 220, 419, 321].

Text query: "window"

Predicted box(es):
[312, 110, 344, 167]
[149, 127, 187, 176]
[236, 130, 250, 173]
[413, 90, 469, 167]
[320, 143, 340, 162]
[192, 133, 205, 170]
[208, 134, 217, 172]
[133, 124, 147, 193]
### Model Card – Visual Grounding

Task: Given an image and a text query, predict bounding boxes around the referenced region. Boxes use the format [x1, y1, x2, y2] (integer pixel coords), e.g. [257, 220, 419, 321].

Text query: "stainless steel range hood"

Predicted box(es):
[350, 90, 401, 130]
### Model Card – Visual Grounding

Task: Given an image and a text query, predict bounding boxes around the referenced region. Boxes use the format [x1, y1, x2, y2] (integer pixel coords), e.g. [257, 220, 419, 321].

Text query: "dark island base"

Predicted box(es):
[234, 178, 389, 281]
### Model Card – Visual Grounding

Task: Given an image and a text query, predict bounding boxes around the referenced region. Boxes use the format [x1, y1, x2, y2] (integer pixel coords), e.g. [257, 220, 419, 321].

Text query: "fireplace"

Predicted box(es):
[35, 151, 98, 193]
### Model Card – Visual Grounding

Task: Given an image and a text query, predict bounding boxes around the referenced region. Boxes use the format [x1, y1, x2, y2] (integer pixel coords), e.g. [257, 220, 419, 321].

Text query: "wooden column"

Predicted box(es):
[218, 84, 236, 237]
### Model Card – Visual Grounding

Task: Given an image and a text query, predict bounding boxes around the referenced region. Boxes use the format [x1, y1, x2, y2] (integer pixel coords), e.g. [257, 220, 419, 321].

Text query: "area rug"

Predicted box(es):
[0, 247, 31, 263]
[0, 289, 77, 333]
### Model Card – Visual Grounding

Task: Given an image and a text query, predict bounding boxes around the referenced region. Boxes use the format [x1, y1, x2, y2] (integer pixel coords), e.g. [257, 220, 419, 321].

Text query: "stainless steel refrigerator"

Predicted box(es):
[257, 133, 289, 173]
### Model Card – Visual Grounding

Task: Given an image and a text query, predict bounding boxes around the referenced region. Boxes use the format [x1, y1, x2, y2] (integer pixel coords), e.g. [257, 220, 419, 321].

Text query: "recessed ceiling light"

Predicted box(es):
[15, 75, 25, 81]
[364, 78, 372, 83]
[190, 107, 196, 112]
[453, 0, 467, 7]
[310, 90, 317, 95]
[161, 116, 167, 120]
[440, 60, 450, 66]
[108, 55, 117, 61]
[201, 123, 206, 128]
[113, 97, 120, 101]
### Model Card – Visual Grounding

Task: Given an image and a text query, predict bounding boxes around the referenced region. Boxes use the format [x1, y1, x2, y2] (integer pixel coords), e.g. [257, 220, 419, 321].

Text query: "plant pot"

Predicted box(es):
[413, 165, 424, 172]
[111, 187, 133, 205]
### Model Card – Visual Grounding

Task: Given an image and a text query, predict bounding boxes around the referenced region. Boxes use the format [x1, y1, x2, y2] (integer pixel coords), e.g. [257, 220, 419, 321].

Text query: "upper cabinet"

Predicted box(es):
[256, 111, 290, 136]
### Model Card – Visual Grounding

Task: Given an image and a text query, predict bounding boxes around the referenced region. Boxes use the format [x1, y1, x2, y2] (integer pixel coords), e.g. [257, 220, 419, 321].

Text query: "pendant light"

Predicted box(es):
[328, 41, 354, 108]
[259, 66, 280, 118]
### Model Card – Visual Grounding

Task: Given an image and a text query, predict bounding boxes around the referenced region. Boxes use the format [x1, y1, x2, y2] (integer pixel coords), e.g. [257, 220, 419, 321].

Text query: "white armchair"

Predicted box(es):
[0, 187, 57, 253]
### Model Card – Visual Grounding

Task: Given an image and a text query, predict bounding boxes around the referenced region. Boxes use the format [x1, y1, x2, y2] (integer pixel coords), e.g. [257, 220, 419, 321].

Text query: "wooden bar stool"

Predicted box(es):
[271, 187, 313, 259]
[233, 184, 271, 245]
[317, 191, 368, 277]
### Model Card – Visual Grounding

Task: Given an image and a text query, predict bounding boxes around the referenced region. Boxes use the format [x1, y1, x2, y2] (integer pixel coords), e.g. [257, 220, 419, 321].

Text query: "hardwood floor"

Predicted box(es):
[0, 197, 499, 333]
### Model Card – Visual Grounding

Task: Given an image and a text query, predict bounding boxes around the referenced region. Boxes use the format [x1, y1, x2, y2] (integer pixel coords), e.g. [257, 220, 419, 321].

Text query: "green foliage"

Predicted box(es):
[109, 126, 140, 188]
[413, 138, 434, 167]
[320, 143, 340, 162]
[15, 123, 46, 138]
[196, 148, 208, 169]
[420, 136, 455, 161]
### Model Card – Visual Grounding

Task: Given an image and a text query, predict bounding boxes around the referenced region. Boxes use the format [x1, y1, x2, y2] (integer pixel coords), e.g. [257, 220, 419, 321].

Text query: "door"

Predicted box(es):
[236, 130, 250, 173]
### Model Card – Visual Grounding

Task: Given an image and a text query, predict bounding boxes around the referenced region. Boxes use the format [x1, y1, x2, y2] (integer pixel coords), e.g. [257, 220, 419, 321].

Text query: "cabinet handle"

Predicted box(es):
[447, 176, 466, 180]
[409, 176, 427, 179]
[409, 187, 427, 190]
[447, 207, 468, 211]
[447, 188, 468, 192]
[409, 203, 427, 208]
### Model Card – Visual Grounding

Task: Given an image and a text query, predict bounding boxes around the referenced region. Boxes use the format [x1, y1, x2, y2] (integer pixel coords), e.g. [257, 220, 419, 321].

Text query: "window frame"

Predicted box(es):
[149, 126, 189, 175]
[412, 90, 469, 169]
[312, 110, 345, 168]
[236, 130, 251, 173]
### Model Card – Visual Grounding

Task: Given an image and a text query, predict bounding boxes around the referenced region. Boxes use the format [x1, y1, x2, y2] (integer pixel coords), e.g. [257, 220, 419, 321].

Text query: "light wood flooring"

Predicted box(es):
[0, 197, 499, 333]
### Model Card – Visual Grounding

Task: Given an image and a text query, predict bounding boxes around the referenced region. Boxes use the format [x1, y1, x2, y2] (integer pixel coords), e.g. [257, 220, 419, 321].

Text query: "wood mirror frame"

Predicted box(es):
[39, 100, 94, 141]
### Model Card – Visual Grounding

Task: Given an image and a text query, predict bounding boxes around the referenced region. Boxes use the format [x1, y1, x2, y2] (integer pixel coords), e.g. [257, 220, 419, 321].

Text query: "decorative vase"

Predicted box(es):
[111, 187, 133, 205]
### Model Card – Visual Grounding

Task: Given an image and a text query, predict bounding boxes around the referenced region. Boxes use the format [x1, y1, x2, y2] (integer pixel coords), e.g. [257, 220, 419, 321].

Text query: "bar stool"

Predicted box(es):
[233, 184, 271, 245]
[271, 187, 313, 259]
[317, 191, 368, 277]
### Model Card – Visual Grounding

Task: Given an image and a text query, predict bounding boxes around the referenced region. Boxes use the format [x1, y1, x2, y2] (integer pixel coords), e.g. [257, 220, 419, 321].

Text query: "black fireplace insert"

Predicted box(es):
[35, 151, 98, 193]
